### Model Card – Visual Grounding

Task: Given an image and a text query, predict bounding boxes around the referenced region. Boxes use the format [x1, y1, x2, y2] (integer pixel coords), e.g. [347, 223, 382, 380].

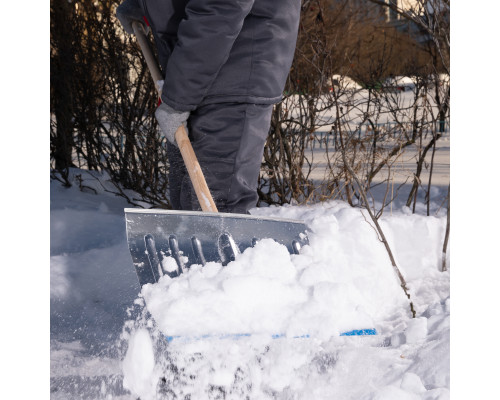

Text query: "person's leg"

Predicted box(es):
[167, 102, 273, 213]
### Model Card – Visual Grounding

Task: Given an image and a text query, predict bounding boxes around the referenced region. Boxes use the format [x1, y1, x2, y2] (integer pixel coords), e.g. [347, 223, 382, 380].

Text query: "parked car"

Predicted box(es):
[382, 76, 416, 92]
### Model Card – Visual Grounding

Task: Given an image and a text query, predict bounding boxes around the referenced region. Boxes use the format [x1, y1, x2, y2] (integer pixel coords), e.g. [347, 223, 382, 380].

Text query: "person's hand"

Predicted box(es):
[116, 0, 148, 34]
[155, 103, 190, 147]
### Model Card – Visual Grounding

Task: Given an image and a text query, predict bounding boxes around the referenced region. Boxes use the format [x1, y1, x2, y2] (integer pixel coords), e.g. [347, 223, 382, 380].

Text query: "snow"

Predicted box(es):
[46, 169, 453, 399]
[121, 329, 156, 399]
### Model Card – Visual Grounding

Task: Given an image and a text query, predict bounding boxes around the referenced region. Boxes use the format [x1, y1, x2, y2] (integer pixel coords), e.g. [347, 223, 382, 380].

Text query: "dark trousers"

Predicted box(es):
[167, 102, 273, 214]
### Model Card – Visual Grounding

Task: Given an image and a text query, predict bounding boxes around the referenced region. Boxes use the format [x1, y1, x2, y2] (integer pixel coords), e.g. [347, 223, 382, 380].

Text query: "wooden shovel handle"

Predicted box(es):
[132, 21, 218, 212]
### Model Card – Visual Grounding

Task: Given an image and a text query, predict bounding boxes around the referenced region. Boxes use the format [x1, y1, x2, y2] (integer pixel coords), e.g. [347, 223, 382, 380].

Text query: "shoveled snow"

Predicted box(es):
[140, 201, 425, 340]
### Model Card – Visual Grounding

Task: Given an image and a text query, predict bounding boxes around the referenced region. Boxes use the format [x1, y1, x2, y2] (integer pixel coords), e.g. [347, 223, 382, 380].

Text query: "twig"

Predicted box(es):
[342, 148, 416, 317]
[441, 184, 450, 272]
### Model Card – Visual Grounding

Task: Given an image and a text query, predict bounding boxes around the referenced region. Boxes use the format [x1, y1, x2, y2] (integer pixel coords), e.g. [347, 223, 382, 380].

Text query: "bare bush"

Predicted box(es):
[258, 0, 449, 216]
[51, 0, 170, 207]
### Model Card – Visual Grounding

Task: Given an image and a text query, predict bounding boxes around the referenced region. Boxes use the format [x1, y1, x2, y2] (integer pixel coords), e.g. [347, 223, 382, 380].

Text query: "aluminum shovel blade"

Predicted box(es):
[125, 208, 309, 288]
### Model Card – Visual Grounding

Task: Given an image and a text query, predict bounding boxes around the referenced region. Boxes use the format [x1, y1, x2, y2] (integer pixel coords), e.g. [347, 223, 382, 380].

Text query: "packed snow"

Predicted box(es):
[47, 168, 452, 399]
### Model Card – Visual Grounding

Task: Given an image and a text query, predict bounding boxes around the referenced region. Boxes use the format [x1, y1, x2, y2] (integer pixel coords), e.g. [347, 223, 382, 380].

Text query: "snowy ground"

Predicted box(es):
[47, 167, 450, 399]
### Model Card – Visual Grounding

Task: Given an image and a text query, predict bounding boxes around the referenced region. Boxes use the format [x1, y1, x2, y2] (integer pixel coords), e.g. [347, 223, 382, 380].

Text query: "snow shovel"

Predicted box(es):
[125, 22, 309, 288]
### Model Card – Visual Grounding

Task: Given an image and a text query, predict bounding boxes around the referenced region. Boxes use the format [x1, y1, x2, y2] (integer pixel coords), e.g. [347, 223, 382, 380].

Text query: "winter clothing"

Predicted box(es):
[116, 0, 148, 34]
[155, 103, 190, 146]
[140, 0, 301, 111]
[116, 0, 301, 213]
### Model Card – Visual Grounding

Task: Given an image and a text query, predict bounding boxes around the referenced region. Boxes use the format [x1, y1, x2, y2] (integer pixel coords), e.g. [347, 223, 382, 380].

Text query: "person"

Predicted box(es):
[117, 0, 301, 214]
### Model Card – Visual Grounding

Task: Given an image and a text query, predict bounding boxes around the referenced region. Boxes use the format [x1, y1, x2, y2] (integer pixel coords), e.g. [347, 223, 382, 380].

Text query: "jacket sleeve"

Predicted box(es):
[161, 0, 255, 111]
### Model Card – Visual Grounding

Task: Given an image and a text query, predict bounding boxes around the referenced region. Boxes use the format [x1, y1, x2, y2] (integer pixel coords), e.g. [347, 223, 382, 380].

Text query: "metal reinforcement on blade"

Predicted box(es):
[124, 209, 309, 288]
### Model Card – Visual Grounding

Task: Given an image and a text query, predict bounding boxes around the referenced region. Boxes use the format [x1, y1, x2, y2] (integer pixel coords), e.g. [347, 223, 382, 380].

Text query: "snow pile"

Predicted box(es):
[122, 201, 449, 399]
[140, 202, 424, 340]
[143, 239, 313, 337]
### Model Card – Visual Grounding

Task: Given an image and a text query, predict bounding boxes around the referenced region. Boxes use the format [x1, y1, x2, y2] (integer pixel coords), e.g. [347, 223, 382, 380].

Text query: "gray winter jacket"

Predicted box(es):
[140, 0, 301, 111]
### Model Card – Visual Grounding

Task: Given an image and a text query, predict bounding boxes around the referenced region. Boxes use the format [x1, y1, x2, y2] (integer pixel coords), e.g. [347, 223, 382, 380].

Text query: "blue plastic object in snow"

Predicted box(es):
[340, 329, 377, 336]
[165, 329, 377, 343]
